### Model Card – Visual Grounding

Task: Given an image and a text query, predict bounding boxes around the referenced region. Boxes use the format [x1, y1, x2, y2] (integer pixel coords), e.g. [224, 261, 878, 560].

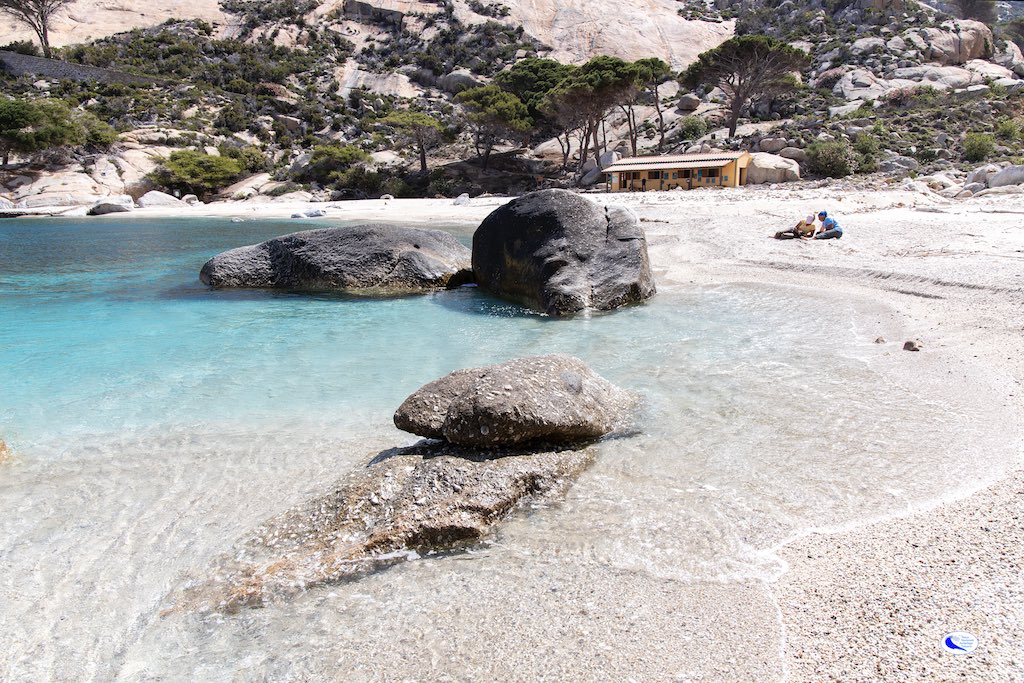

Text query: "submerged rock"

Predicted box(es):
[394, 354, 633, 447]
[199, 224, 473, 292]
[472, 189, 655, 316]
[176, 443, 593, 612]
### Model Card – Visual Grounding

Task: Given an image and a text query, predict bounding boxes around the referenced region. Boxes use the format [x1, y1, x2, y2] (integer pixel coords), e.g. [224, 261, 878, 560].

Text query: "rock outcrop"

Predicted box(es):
[472, 189, 655, 316]
[87, 195, 135, 215]
[394, 354, 633, 447]
[176, 442, 594, 612]
[137, 190, 183, 208]
[200, 224, 473, 292]
[746, 153, 801, 184]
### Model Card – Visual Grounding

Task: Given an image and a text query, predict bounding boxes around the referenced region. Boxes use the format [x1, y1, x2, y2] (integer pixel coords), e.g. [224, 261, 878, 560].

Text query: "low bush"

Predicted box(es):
[807, 140, 855, 177]
[962, 132, 995, 162]
[149, 150, 242, 198]
[677, 116, 708, 141]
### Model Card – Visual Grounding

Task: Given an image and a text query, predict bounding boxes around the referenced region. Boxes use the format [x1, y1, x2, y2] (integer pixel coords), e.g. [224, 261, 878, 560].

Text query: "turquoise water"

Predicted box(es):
[0, 216, 1016, 681]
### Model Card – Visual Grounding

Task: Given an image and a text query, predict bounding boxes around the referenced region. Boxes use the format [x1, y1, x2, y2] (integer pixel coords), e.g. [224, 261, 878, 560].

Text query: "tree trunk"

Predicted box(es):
[556, 132, 570, 171]
[39, 22, 52, 59]
[591, 120, 601, 170]
[481, 140, 493, 171]
[728, 93, 743, 138]
[653, 84, 666, 152]
[619, 104, 638, 156]
[417, 141, 427, 173]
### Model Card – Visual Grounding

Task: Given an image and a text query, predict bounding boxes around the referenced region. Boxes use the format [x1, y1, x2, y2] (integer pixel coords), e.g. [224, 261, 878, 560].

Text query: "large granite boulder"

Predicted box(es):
[472, 189, 655, 316]
[746, 153, 801, 184]
[200, 224, 473, 292]
[177, 443, 594, 611]
[137, 190, 183, 208]
[902, 20, 993, 66]
[87, 195, 135, 215]
[394, 354, 633, 447]
[987, 165, 1024, 188]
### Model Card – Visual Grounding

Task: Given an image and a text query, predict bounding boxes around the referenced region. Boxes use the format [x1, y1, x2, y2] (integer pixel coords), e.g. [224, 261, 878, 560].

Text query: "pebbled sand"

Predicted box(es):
[12, 183, 1024, 680]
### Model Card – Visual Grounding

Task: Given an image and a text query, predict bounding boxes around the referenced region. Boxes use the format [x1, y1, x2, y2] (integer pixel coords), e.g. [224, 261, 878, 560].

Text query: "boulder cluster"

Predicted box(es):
[201, 189, 656, 316]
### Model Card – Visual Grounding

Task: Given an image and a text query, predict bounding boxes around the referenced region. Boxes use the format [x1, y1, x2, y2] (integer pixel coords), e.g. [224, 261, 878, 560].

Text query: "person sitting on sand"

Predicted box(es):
[807, 210, 843, 240]
[775, 215, 817, 240]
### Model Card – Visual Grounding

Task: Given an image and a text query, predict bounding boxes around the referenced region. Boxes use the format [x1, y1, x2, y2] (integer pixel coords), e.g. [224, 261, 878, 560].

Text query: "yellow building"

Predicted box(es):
[602, 152, 752, 192]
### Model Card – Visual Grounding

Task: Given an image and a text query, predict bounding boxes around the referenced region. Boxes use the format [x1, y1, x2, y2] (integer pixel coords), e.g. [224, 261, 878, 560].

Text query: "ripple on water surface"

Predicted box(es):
[0, 217, 1015, 680]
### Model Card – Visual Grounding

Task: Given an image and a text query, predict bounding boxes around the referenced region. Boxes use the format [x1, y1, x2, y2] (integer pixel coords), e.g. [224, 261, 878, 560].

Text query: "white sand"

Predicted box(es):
[16, 185, 1024, 680]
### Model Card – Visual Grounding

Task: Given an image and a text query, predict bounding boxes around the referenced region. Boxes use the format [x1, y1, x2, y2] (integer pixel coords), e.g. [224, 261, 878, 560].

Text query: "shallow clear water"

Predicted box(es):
[0, 216, 1015, 681]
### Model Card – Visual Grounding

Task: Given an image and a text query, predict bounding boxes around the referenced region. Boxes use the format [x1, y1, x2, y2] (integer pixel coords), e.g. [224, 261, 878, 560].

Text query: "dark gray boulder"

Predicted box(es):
[472, 189, 656, 316]
[175, 443, 593, 611]
[200, 224, 473, 292]
[394, 354, 633, 447]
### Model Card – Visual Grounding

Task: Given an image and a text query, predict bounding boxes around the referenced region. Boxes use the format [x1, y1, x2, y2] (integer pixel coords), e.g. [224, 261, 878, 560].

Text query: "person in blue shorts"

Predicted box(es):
[808, 210, 842, 239]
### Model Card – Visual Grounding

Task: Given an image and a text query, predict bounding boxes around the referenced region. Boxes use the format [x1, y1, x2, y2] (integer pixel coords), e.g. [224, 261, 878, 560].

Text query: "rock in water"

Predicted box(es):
[472, 189, 655, 316]
[394, 354, 633, 447]
[175, 444, 593, 612]
[199, 224, 473, 292]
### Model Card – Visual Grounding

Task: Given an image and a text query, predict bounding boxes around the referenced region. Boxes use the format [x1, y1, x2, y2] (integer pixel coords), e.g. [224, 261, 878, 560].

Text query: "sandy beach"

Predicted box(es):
[5, 184, 1023, 681]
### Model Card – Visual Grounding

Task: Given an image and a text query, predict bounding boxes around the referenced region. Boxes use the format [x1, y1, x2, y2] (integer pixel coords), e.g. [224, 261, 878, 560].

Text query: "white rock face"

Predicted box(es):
[10, 167, 109, 208]
[901, 20, 993, 66]
[0, 0, 227, 48]
[966, 164, 1001, 187]
[993, 41, 1024, 77]
[987, 165, 1024, 188]
[891, 65, 982, 89]
[850, 37, 885, 55]
[746, 153, 800, 184]
[335, 64, 423, 99]
[138, 190, 183, 208]
[502, 0, 733, 68]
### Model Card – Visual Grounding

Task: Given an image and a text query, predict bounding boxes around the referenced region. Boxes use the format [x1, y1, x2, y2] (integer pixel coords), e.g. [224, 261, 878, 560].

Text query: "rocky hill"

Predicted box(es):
[5, 0, 1024, 208]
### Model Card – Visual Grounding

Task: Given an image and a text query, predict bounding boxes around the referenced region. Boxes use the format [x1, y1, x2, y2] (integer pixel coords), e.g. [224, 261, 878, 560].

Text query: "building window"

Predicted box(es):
[706, 168, 720, 178]
[671, 172, 678, 179]
[723, 176, 728, 182]
[648, 171, 660, 180]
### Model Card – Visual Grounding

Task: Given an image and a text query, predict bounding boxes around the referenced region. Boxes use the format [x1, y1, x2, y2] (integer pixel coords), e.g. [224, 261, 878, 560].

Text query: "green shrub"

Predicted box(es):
[218, 144, 269, 173]
[962, 132, 995, 162]
[332, 165, 382, 195]
[995, 117, 1020, 141]
[302, 144, 371, 182]
[149, 150, 242, 197]
[853, 133, 880, 156]
[81, 114, 118, 149]
[807, 140, 855, 177]
[677, 116, 708, 141]
[1, 40, 41, 56]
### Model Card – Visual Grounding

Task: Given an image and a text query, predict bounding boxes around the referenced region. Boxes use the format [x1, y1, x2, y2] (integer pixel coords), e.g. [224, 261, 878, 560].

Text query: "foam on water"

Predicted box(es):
[0, 216, 1015, 680]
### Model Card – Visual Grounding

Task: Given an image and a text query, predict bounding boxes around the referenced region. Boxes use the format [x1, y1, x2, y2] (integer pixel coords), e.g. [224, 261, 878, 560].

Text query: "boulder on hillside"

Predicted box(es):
[87, 195, 135, 215]
[471, 189, 656, 316]
[746, 153, 800, 184]
[987, 165, 1024, 188]
[966, 163, 1001, 186]
[994, 41, 1024, 77]
[758, 137, 787, 153]
[394, 355, 633, 447]
[677, 93, 701, 111]
[438, 68, 485, 94]
[200, 224, 473, 292]
[138, 190, 183, 208]
[779, 147, 808, 163]
[902, 20, 993, 66]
